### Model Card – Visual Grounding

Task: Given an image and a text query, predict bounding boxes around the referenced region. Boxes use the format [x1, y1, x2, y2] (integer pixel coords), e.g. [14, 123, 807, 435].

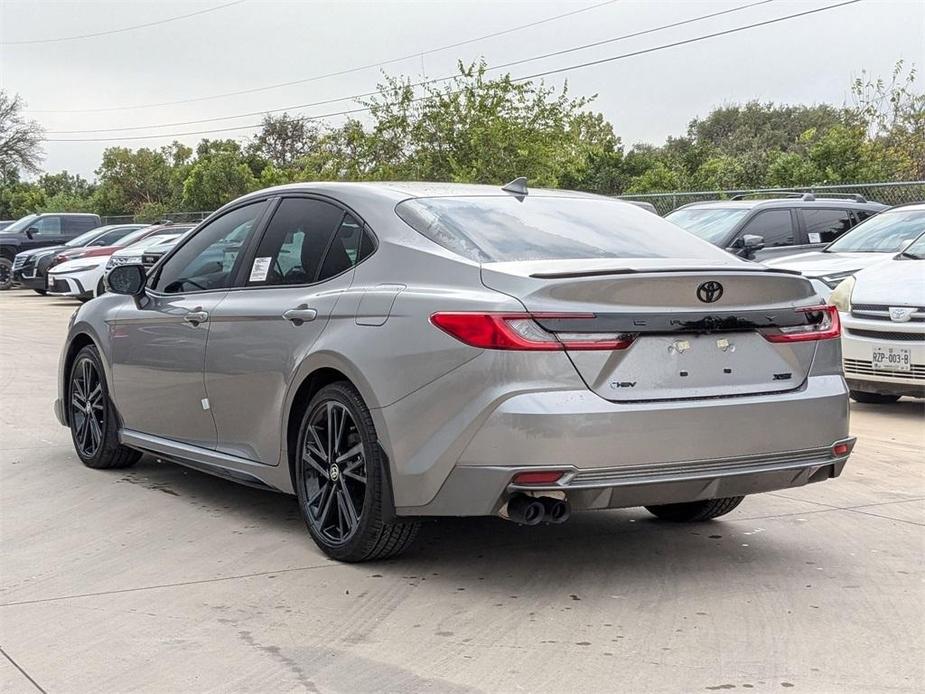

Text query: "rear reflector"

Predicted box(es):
[832, 442, 852, 456]
[512, 470, 565, 485]
[761, 305, 840, 343]
[430, 312, 635, 351]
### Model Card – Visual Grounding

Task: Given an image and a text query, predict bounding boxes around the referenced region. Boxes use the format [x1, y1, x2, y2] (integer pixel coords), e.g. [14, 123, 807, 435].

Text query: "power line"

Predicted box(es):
[44, 0, 864, 143]
[47, 0, 778, 135]
[28, 0, 620, 113]
[1, 0, 247, 46]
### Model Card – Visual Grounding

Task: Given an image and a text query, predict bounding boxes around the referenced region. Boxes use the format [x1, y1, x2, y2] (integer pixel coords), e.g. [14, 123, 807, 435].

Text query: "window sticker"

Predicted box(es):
[249, 256, 272, 282]
[808, 232, 821, 243]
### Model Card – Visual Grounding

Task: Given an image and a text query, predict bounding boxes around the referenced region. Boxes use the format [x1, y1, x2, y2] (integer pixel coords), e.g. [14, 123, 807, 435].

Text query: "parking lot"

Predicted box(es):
[0, 289, 922, 694]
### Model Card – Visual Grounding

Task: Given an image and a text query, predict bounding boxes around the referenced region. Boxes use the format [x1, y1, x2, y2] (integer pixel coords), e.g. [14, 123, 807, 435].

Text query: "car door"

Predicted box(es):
[204, 196, 374, 463]
[23, 215, 68, 251]
[798, 208, 855, 254]
[109, 201, 268, 448]
[731, 209, 800, 261]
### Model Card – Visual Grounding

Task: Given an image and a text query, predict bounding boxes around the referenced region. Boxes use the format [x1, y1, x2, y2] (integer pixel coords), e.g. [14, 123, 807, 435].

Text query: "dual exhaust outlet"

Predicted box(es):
[505, 493, 571, 526]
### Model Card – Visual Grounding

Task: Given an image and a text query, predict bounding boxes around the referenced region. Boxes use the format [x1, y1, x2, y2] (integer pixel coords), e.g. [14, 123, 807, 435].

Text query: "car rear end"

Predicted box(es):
[386, 192, 853, 519]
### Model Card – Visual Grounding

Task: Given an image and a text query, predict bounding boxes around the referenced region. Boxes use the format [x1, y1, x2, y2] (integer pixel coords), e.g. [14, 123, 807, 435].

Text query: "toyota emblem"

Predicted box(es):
[696, 281, 724, 303]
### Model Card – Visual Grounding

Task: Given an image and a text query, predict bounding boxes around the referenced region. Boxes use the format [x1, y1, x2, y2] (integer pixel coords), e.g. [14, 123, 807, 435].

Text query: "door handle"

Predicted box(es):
[283, 307, 318, 325]
[184, 310, 209, 325]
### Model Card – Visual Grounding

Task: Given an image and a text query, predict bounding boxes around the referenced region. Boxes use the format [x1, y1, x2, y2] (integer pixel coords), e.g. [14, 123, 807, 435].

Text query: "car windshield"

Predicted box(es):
[899, 232, 925, 259]
[664, 207, 752, 244]
[825, 209, 925, 253]
[123, 233, 184, 252]
[4, 214, 40, 233]
[65, 227, 106, 247]
[112, 227, 156, 247]
[396, 196, 728, 263]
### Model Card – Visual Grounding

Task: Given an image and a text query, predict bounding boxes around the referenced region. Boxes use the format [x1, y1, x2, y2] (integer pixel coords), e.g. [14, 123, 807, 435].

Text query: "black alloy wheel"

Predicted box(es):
[301, 400, 368, 545]
[295, 382, 419, 562]
[70, 355, 106, 458]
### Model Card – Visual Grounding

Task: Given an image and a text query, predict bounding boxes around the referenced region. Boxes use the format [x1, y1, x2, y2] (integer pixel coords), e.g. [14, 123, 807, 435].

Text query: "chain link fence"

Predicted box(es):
[101, 211, 213, 225]
[617, 181, 925, 215]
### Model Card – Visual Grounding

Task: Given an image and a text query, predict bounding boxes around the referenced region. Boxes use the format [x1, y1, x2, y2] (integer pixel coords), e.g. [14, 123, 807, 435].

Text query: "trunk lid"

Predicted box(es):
[481, 258, 821, 402]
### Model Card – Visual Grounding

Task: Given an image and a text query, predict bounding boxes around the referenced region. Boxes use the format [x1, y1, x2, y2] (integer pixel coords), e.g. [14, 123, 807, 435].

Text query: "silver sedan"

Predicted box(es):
[56, 182, 854, 561]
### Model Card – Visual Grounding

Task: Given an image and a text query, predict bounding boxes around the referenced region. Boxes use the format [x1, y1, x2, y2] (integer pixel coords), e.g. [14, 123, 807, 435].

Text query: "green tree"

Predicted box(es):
[0, 91, 45, 182]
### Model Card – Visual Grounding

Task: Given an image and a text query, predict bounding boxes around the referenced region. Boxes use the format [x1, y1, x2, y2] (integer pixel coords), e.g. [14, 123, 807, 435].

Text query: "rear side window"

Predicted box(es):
[91, 227, 139, 246]
[803, 209, 854, 243]
[738, 210, 794, 247]
[396, 196, 727, 262]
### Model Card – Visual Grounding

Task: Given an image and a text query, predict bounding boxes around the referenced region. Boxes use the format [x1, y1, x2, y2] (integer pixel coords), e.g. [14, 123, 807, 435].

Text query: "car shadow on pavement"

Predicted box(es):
[850, 398, 925, 422]
[120, 455, 820, 590]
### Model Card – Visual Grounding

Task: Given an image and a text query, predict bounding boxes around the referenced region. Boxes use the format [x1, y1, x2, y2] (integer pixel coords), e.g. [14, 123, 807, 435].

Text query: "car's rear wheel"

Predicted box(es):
[645, 496, 744, 522]
[849, 390, 900, 404]
[0, 257, 13, 290]
[295, 382, 419, 562]
[68, 345, 141, 469]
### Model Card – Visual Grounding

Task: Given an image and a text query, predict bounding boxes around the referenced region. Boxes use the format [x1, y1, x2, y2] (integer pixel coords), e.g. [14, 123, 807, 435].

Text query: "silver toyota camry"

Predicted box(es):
[55, 181, 854, 561]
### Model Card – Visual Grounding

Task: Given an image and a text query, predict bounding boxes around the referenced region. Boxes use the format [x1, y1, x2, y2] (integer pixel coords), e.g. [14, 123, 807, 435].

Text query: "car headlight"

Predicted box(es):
[821, 270, 857, 289]
[828, 276, 855, 312]
[57, 261, 103, 273]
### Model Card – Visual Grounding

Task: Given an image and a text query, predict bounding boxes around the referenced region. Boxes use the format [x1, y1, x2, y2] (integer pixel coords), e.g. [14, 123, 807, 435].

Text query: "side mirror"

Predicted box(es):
[25, 227, 37, 239]
[106, 264, 146, 296]
[742, 234, 765, 250]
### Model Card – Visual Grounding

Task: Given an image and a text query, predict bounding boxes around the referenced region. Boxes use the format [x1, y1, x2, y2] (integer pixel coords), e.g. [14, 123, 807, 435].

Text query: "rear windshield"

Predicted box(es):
[665, 207, 751, 244]
[395, 196, 727, 263]
[825, 209, 925, 253]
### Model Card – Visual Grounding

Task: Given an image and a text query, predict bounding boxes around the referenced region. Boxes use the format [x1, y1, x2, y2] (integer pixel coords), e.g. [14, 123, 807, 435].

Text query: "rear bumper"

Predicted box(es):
[398, 374, 852, 516]
[413, 442, 852, 516]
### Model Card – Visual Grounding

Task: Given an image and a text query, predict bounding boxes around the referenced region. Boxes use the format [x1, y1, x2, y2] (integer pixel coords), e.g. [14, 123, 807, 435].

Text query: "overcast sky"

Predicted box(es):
[2, 0, 923, 179]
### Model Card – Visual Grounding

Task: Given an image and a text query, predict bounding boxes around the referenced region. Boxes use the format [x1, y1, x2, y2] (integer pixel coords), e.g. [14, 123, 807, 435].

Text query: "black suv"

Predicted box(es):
[0, 213, 102, 290]
[665, 193, 887, 261]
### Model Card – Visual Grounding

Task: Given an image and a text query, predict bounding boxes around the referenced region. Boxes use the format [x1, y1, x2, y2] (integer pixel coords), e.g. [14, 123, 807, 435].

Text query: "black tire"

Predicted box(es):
[33, 289, 47, 296]
[68, 345, 141, 470]
[850, 390, 900, 404]
[294, 381, 419, 562]
[646, 496, 744, 522]
[0, 257, 12, 291]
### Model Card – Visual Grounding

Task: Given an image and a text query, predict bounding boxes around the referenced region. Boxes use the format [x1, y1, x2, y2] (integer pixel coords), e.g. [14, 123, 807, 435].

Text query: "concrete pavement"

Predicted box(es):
[1, 289, 922, 693]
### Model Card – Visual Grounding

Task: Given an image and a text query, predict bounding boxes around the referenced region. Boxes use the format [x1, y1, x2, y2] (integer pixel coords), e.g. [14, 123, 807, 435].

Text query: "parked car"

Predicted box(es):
[0, 213, 102, 290]
[765, 202, 925, 297]
[829, 235, 925, 403]
[0, 220, 15, 231]
[102, 231, 188, 283]
[57, 181, 853, 562]
[47, 224, 192, 300]
[665, 193, 886, 261]
[12, 224, 146, 294]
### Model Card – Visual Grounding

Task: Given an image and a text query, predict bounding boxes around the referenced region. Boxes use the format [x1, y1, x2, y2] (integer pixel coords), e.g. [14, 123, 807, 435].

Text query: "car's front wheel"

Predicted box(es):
[0, 257, 13, 290]
[849, 390, 900, 404]
[68, 345, 141, 469]
[645, 496, 744, 522]
[33, 289, 47, 296]
[295, 382, 419, 562]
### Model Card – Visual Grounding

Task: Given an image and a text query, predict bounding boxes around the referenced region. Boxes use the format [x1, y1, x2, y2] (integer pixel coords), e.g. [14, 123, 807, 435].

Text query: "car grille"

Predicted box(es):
[12, 255, 27, 271]
[851, 304, 925, 322]
[846, 328, 925, 341]
[844, 358, 925, 381]
[50, 279, 70, 293]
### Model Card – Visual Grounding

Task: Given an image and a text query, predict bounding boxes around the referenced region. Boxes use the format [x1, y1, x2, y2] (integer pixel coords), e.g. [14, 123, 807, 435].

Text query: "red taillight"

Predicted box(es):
[762, 305, 840, 343]
[833, 442, 850, 456]
[512, 470, 565, 485]
[430, 312, 635, 351]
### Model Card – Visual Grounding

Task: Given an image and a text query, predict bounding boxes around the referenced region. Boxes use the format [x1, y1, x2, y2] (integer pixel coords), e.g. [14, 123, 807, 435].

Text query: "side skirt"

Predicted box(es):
[119, 430, 286, 493]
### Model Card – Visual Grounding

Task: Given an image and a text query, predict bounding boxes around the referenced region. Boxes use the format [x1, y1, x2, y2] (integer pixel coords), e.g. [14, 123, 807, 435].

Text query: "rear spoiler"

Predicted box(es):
[529, 266, 804, 280]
